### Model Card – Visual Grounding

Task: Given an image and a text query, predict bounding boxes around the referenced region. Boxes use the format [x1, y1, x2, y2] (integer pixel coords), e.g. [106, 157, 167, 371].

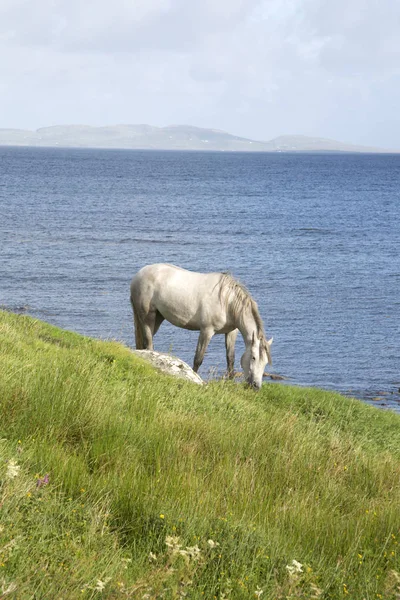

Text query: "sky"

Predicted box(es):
[1, 0, 399, 148]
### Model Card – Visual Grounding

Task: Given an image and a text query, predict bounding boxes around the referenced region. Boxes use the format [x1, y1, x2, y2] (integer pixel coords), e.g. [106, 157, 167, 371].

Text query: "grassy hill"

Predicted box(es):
[1, 309, 400, 599]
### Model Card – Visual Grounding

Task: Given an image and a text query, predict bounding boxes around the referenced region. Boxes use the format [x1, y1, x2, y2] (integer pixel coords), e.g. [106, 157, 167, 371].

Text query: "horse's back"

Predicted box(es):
[131, 264, 220, 293]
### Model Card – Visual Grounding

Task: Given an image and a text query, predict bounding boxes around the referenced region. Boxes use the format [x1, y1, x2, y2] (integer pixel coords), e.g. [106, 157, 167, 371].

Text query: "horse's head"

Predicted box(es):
[241, 332, 273, 391]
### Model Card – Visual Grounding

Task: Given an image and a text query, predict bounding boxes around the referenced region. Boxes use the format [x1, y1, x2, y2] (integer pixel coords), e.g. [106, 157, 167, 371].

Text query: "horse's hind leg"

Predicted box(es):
[153, 310, 165, 336]
[141, 310, 158, 350]
[140, 309, 165, 350]
[193, 328, 214, 373]
[132, 302, 146, 349]
[225, 329, 238, 379]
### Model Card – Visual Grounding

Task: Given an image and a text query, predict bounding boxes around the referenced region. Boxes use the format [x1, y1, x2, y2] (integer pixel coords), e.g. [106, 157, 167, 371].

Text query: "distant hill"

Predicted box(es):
[0, 124, 395, 153]
[265, 134, 391, 153]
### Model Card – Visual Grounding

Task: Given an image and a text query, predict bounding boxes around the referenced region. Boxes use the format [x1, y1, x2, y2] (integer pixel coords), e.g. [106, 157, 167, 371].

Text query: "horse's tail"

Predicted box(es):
[131, 299, 144, 349]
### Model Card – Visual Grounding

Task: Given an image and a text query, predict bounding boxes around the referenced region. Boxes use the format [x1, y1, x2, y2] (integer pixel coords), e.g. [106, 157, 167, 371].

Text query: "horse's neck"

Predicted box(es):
[238, 308, 259, 345]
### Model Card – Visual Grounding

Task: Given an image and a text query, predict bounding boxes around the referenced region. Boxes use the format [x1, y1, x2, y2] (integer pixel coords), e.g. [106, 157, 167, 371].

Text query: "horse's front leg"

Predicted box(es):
[193, 328, 214, 373]
[225, 329, 238, 379]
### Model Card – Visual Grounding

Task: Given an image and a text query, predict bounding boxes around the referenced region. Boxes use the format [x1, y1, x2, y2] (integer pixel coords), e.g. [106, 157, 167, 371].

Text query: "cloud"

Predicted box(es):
[296, 0, 400, 74]
[1, 0, 261, 53]
[0, 0, 399, 147]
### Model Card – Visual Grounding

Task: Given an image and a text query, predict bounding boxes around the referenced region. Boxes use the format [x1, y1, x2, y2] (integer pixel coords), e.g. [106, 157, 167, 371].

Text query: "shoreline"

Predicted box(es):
[3, 304, 399, 412]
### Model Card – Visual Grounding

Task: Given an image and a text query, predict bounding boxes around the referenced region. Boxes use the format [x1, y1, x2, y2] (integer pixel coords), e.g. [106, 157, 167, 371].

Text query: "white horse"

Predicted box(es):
[130, 264, 273, 390]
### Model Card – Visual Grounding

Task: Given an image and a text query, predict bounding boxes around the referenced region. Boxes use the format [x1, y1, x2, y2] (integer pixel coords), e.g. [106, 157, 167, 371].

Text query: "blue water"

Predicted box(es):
[1, 146, 399, 409]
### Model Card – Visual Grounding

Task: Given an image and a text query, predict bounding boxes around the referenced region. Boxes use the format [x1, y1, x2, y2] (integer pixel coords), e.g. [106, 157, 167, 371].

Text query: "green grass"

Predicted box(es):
[1, 309, 400, 599]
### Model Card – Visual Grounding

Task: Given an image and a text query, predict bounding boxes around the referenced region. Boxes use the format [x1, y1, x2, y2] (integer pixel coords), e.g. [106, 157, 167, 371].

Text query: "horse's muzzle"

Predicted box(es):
[247, 378, 261, 391]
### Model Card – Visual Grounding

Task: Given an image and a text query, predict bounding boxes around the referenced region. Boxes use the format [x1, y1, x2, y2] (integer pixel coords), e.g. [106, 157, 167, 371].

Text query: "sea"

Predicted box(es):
[1, 146, 399, 410]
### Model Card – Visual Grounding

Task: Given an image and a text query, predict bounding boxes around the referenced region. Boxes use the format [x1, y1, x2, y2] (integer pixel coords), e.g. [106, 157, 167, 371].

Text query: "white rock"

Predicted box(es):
[132, 350, 204, 385]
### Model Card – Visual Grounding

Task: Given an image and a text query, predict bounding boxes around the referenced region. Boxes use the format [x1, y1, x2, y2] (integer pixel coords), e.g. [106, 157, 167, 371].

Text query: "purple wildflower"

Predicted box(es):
[36, 474, 50, 488]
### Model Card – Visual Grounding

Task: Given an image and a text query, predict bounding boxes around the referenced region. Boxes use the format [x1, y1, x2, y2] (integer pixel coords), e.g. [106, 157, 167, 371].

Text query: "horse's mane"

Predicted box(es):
[219, 273, 271, 362]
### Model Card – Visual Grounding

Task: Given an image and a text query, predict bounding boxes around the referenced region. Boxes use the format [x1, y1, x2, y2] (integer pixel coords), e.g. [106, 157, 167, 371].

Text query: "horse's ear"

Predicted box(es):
[267, 337, 273, 347]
